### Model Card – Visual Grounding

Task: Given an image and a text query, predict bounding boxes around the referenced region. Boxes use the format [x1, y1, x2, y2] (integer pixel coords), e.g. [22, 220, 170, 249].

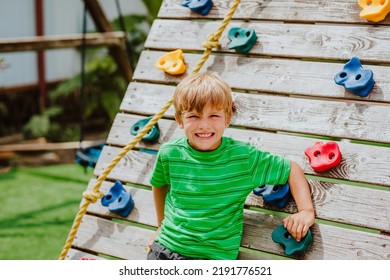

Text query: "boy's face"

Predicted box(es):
[176, 104, 231, 151]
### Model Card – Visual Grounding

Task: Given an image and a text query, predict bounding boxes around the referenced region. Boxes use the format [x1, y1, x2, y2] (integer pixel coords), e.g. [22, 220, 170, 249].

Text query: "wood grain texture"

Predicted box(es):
[107, 113, 390, 187]
[146, 19, 390, 63]
[242, 209, 390, 260]
[68, 0, 390, 261]
[71, 211, 390, 260]
[94, 147, 390, 231]
[120, 82, 390, 143]
[133, 51, 390, 103]
[158, 0, 390, 25]
[72, 215, 153, 260]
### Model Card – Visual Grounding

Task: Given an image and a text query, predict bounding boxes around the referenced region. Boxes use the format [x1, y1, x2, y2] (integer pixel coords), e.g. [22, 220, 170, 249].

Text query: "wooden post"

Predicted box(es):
[84, 0, 133, 82]
[35, 0, 47, 112]
[0, 32, 127, 53]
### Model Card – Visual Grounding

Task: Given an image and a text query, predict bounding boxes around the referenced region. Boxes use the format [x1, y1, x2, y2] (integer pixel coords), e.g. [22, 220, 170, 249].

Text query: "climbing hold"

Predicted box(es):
[272, 224, 313, 256]
[130, 117, 160, 142]
[227, 27, 258, 54]
[334, 57, 374, 97]
[156, 49, 186, 75]
[80, 257, 96, 260]
[304, 141, 342, 173]
[358, 0, 390, 22]
[76, 142, 105, 169]
[253, 182, 291, 208]
[101, 181, 134, 217]
[181, 0, 213, 15]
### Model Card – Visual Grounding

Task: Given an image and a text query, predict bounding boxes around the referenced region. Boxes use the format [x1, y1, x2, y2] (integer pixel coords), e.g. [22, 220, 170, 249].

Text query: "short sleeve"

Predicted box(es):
[150, 148, 169, 187]
[249, 147, 291, 187]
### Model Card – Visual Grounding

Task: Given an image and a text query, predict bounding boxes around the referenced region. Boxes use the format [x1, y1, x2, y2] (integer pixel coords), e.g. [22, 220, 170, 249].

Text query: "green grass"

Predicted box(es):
[0, 164, 94, 260]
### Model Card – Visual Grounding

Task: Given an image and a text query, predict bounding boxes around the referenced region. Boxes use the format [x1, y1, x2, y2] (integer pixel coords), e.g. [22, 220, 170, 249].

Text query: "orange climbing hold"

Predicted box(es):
[358, 0, 390, 22]
[156, 49, 186, 75]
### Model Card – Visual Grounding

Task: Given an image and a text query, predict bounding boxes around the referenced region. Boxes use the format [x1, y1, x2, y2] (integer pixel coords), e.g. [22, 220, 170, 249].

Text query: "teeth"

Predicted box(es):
[197, 133, 213, 138]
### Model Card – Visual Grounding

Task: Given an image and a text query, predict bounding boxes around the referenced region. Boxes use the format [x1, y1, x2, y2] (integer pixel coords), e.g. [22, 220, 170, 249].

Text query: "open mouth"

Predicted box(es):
[195, 132, 214, 139]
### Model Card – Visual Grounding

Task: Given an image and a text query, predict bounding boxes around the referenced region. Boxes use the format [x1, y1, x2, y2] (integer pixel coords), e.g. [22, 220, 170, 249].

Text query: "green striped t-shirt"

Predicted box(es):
[150, 137, 291, 260]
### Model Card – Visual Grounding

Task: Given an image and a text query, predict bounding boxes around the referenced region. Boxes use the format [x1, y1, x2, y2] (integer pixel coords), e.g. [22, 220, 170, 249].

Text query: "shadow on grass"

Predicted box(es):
[0, 199, 82, 230]
[22, 169, 93, 185]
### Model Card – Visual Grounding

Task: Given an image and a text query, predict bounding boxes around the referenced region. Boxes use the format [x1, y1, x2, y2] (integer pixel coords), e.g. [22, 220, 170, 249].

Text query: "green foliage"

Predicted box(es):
[141, 0, 163, 20]
[49, 53, 126, 125]
[23, 106, 62, 138]
[111, 14, 149, 67]
[21, 0, 163, 142]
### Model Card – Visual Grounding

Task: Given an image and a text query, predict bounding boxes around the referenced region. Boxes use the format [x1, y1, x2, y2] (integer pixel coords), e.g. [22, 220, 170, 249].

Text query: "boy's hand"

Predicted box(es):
[147, 226, 161, 253]
[283, 209, 314, 242]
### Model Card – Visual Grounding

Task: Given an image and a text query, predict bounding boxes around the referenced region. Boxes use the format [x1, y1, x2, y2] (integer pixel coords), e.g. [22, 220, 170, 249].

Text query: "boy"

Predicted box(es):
[147, 72, 315, 260]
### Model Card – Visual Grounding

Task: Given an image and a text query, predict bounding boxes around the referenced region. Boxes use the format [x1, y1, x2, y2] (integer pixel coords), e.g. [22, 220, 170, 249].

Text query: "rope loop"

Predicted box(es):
[83, 191, 104, 203]
[202, 33, 221, 50]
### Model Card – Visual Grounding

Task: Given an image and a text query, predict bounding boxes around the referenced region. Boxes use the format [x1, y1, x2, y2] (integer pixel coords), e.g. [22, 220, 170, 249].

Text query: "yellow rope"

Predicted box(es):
[58, 0, 241, 260]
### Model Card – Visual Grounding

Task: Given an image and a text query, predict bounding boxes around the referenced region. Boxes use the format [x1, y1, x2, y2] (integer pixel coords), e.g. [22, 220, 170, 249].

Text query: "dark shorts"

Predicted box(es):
[147, 242, 203, 260]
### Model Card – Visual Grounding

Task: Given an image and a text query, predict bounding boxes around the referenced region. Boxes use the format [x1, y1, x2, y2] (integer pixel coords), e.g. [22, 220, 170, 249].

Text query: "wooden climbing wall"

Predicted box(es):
[66, 0, 390, 260]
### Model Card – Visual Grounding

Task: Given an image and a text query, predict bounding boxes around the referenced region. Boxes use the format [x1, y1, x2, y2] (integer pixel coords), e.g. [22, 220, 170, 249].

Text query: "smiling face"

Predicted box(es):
[176, 104, 231, 151]
[172, 72, 234, 151]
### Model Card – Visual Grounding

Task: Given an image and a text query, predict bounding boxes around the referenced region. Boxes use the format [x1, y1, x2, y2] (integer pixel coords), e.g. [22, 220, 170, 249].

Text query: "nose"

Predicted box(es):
[197, 116, 209, 129]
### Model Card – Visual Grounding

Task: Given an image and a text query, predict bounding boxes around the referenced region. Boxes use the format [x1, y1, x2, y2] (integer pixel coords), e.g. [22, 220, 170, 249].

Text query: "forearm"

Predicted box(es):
[288, 161, 314, 213]
[152, 185, 169, 226]
[283, 161, 314, 241]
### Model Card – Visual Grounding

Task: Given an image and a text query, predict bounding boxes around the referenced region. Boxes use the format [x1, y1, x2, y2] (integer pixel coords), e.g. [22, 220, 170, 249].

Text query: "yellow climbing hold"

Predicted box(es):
[358, 0, 390, 22]
[156, 49, 186, 75]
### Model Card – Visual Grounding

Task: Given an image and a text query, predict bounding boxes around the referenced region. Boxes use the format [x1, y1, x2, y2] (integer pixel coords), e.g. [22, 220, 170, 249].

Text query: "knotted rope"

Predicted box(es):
[59, 0, 241, 260]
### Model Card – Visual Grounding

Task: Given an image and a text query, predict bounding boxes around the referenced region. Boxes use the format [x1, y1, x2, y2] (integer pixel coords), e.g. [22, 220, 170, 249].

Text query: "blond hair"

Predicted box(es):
[173, 72, 233, 123]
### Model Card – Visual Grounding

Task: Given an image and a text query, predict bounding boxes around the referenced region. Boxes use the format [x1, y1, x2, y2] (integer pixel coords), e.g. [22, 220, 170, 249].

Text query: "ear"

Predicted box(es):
[175, 115, 184, 129]
[225, 115, 232, 128]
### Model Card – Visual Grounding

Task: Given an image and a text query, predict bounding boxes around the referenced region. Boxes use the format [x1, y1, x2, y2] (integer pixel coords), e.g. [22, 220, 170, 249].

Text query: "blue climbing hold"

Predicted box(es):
[76, 142, 105, 169]
[130, 117, 160, 142]
[181, 0, 213, 15]
[101, 181, 134, 217]
[228, 27, 258, 54]
[334, 57, 374, 97]
[272, 224, 313, 256]
[253, 182, 291, 208]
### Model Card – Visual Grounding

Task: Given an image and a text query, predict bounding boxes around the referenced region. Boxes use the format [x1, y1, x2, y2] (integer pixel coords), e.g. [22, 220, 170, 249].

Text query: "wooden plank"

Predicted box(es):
[0, 32, 126, 52]
[233, 93, 390, 144]
[158, 0, 390, 25]
[94, 147, 155, 188]
[133, 51, 390, 103]
[0, 134, 23, 145]
[84, 171, 390, 233]
[72, 210, 390, 260]
[242, 209, 390, 260]
[147, 19, 390, 63]
[246, 181, 390, 233]
[93, 148, 390, 231]
[0, 140, 105, 152]
[120, 82, 390, 143]
[84, 179, 156, 227]
[237, 251, 269, 260]
[73, 214, 153, 260]
[108, 113, 390, 187]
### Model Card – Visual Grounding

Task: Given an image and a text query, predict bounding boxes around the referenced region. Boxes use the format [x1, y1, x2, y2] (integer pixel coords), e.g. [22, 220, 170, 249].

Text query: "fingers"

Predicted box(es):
[283, 215, 309, 242]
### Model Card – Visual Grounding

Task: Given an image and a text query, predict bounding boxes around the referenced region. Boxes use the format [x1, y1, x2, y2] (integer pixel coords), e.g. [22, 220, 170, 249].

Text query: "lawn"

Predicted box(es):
[0, 164, 94, 260]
